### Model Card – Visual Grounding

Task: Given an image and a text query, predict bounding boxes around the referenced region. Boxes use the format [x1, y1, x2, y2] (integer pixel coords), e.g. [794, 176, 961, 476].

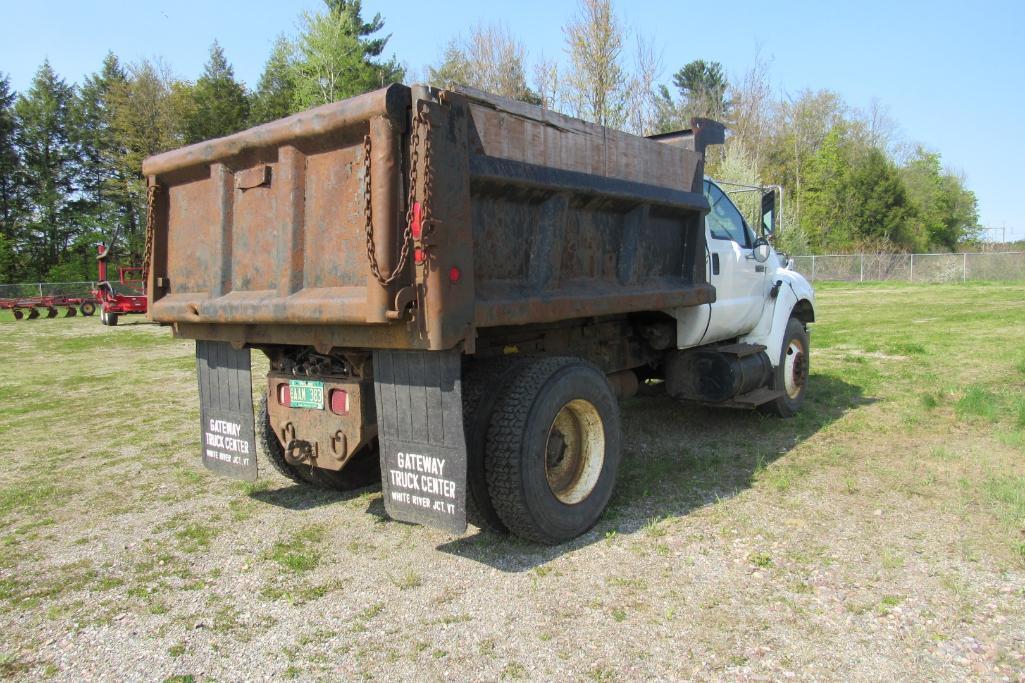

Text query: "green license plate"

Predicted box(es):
[289, 380, 324, 409]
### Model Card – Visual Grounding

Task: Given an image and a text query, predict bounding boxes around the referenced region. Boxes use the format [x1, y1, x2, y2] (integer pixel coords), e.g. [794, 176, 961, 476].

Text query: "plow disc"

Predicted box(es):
[63, 306, 77, 317]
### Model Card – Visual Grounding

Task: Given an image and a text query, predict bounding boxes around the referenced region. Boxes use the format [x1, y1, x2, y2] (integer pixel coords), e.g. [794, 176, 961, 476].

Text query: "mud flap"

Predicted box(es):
[373, 349, 467, 534]
[196, 340, 258, 482]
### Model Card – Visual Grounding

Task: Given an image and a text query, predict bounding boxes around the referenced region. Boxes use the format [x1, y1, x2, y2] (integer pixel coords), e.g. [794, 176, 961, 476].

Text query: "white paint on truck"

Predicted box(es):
[671, 178, 815, 364]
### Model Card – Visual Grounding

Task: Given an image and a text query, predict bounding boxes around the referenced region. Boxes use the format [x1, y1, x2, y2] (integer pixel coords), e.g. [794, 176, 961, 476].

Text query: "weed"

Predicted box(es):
[956, 386, 999, 421]
[266, 526, 325, 573]
[168, 643, 186, 657]
[501, 662, 528, 679]
[611, 607, 626, 622]
[390, 569, 422, 590]
[357, 602, 384, 621]
[749, 552, 773, 569]
[175, 523, 216, 553]
[643, 516, 667, 538]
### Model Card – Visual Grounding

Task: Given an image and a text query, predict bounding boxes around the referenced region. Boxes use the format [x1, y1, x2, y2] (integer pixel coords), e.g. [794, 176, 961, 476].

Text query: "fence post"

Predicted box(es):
[962, 253, 967, 283]
[860, 253, 864, 282]
[811, 255, 816, 282]
[909, 254, 914, 282]
[37, 283, 43, 297]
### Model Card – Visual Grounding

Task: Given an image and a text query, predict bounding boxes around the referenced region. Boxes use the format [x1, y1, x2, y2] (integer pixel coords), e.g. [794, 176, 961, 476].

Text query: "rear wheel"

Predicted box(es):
[80, 301, 96, 316]
[761, 317, 809, 418]
[107, 312, 119, 326]
[257, 396, 380, 491]
[485, 358, 621, 545]
[461, 357, 532, 533]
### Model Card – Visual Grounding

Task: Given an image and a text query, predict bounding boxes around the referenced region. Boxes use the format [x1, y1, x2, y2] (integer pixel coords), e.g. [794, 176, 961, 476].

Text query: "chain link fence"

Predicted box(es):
[791, 252, 1025, 283]
[0, 281, 97, 300]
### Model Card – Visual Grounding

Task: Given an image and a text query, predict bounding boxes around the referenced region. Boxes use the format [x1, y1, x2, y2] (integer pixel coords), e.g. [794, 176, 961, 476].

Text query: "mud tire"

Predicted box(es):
[484, 358, 621, 545]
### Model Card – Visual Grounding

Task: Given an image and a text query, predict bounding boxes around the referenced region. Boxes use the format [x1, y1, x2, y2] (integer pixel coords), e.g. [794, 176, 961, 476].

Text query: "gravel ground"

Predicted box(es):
[1, 284, 1024, 681]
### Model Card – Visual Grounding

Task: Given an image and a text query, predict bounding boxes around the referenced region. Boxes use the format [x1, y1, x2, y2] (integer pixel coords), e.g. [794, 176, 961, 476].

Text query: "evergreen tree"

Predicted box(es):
[78, 53, 134, 269]
[672, 59, 729, 121]
[182, 41, 250, 143]
[0, 73, 24, 280]
[291, 0, 403, 110]
[801, 126, 917, 251]
[14, 61, 87, 279]
[251, 35, 296, 124]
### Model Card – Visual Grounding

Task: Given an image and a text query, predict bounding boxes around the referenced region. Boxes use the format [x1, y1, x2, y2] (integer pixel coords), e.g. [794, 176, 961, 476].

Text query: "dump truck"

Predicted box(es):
[141, 84, 815, 544]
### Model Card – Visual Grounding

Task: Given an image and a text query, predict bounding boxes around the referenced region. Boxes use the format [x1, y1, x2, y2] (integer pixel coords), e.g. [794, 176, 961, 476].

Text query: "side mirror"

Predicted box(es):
[761, 189, 776, 235]
[752, 237, 771, 263]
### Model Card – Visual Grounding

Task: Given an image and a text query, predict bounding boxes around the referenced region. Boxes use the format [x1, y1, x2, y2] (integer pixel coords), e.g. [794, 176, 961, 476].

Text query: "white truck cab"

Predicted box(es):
[670, 177, 816, 416]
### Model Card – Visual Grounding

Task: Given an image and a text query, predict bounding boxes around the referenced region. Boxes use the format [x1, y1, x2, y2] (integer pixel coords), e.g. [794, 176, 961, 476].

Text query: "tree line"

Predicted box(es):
[0, 0, 980, 283]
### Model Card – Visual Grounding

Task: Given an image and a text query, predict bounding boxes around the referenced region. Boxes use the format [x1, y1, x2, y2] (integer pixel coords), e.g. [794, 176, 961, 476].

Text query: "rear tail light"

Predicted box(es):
[277, 383, 290, 407]
[329, 389, 349, 415]
[411, 202, 423, 240]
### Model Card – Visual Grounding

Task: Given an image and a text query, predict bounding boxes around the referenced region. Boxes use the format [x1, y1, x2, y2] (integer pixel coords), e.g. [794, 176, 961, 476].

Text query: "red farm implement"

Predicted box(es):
[92, 245, 148, 326]
[0, 293, 96, 320]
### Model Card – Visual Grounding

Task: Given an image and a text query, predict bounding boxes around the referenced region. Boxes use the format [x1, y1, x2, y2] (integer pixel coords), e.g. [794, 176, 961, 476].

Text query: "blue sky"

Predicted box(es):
[2, 0, 1023, 241]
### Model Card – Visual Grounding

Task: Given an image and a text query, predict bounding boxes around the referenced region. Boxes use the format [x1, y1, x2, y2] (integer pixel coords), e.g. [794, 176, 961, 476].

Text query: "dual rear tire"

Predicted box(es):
[464, 357, 622, 544]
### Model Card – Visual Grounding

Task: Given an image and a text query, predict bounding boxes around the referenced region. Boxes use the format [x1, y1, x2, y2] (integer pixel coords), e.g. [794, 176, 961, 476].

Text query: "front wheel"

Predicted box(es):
[761, 317, 809, 418]
[485, 358, 621, 545]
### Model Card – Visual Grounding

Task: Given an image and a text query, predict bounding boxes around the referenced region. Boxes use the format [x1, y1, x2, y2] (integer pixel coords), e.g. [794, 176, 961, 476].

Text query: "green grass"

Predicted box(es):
[266, 525, 325, 573]
[0, 283, 1024, 678]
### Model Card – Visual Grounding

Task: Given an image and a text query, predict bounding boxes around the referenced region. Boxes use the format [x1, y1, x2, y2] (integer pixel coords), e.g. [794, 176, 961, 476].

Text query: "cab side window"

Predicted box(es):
[704, 181, 751, 247]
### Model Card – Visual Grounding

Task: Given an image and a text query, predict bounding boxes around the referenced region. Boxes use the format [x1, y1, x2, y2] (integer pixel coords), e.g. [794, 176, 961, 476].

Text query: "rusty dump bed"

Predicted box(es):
[142, 84, 714, 352]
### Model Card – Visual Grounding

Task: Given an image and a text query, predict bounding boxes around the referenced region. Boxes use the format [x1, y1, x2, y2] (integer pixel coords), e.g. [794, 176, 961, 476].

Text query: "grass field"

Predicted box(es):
[1, 282, 1023, 680]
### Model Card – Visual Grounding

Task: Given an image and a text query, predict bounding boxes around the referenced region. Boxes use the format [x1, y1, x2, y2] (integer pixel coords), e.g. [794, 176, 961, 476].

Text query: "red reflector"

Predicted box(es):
[449, 266, 461, 283]
[414, 247, 425, 264]
[277, 383, 290, 407]
[329, 389, 349, 415]
[411, 202, 422, 240]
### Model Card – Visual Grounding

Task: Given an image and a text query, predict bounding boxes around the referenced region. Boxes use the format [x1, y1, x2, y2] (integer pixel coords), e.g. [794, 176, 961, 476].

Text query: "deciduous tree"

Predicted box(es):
[428, 24, 540, 104]
[291, 0, 403, 110]
[563, 0, 627, 128]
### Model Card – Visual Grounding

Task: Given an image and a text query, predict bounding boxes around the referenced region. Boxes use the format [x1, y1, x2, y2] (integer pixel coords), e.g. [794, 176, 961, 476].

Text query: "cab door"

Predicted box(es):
[699, 180, 767, 343]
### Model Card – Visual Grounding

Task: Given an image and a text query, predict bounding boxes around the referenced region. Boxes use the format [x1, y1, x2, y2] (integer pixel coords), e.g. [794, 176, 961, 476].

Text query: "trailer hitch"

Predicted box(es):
[285, 438, 316, 464]
[281, 422, 316, 463]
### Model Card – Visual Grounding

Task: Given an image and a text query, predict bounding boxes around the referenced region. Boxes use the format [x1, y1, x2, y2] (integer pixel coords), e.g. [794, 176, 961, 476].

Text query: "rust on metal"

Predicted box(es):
[144, 82, 713, 353]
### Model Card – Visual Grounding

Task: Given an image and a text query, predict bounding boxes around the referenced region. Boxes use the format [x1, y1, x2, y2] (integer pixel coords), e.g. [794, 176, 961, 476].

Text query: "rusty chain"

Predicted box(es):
[364, 106, 432, 287]
[143, 182, 158, 286]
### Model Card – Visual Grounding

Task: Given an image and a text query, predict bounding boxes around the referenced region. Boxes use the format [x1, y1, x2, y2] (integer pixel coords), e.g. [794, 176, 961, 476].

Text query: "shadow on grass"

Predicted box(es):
[438, 373, 870, 571]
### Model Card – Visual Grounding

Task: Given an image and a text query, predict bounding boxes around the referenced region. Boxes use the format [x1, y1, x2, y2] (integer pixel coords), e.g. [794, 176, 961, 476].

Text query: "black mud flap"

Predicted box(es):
[373, 349, 467, 534]
[196, 340, 258, 482]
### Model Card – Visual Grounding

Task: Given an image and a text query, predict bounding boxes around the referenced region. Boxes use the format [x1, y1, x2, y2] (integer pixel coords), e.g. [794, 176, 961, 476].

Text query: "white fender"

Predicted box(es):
[740, 267, 815, 366]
